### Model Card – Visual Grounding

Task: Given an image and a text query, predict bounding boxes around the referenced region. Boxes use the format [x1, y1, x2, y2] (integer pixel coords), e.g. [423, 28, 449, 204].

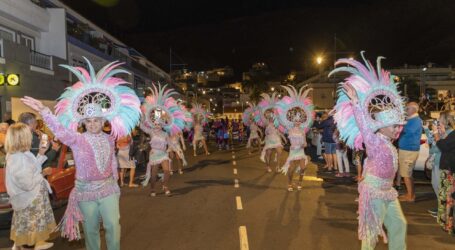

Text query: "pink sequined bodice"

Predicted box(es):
[41, 109, 117, 182]
[194, 124, 203, 136]
[150, 129, 168, 151]
[354, 106, 398, 179]
[265, 124, 278, 136]
[288, 127, 306, 150]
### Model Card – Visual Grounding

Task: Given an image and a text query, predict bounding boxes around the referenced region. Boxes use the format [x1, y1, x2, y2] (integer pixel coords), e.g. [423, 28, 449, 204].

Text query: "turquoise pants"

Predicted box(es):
[361, 199, 407, 250]
[79, 194, 121, 250]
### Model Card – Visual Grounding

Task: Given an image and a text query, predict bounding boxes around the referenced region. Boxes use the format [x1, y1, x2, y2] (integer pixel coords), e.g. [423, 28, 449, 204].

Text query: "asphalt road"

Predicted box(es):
[1, 141, 455, 250]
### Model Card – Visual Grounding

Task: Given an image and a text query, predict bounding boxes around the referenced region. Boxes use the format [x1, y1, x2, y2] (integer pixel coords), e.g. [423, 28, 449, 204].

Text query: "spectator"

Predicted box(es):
[5, 123, 55, 250]
[334, 128, 350, 177]
[397, 102, 422, 202]
[18, 112, 60, 158]
[433, 112, 455, 234]
[315, 112, 338, 171]
[3, 113, 15, 125]
[0, 122, 8, 167]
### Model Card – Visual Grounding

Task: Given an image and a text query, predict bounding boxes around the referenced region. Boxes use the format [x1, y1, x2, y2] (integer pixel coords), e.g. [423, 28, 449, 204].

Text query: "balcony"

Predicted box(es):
[30, 50, 53, 70]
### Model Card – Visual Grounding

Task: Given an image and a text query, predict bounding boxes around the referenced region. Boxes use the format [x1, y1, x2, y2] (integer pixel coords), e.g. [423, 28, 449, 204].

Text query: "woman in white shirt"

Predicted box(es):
[5, 123, 55, 250]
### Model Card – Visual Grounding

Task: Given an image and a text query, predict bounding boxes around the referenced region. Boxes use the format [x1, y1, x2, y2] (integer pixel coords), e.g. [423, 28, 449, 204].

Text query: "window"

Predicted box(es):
[20, 34, 34, 50]
[71, 57, 88, 68]
[0, 26, 15, 42]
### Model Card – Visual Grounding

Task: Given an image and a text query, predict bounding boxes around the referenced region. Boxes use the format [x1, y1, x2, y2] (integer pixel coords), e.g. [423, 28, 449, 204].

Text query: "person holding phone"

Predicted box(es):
[5, 123, 55, 250]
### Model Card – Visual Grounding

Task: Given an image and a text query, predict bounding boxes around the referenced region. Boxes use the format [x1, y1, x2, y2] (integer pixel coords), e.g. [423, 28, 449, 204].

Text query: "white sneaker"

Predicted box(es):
[34, 242, 54, 250]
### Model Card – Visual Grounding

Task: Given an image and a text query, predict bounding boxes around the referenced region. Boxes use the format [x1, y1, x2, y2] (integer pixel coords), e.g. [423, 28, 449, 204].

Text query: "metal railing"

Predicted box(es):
[30, 50, 53, 70]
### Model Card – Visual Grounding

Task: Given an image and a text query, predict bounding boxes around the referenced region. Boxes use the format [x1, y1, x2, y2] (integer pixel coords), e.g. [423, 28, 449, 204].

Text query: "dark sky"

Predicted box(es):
[61, 0, 455, 79]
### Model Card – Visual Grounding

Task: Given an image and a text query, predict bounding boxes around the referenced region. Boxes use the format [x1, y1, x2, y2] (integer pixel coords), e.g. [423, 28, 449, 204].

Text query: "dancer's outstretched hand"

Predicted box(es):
[21, 96, 46, 112]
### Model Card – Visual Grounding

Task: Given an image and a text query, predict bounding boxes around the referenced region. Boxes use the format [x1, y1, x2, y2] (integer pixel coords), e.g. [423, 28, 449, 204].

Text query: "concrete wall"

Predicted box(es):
[0, 39, 68, 119]
[39, 8, 67, 60]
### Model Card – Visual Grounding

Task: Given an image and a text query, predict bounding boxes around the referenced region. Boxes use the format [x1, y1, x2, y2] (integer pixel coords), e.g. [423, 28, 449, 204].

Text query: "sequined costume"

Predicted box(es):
[168, 133, 187, 167]
[331, 53, 407, 250]
[246, 123, 261, 148]
[193, 123, 205, 142]
[275, 85, 314, 175]
[281, 127, 308, 174]
[41, 108, 121, 243]
[36, 59, 141, 248]
[260, 123, 284, 162]
[140, 124, 170, 186]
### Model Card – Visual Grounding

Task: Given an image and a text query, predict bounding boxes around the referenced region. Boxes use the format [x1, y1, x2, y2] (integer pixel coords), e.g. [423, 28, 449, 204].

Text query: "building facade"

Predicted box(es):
[0, 0, 170, 120]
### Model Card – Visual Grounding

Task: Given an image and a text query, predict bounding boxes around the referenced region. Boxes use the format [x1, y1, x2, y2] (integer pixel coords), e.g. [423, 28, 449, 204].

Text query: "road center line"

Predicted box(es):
[239, 226, 249, 250]
[233, 168, 238, 175]
[234, 179, 239, 188]
[233, 160, 237, 165]
[232, 155, 236, 159]
[236, 196, 243, 210]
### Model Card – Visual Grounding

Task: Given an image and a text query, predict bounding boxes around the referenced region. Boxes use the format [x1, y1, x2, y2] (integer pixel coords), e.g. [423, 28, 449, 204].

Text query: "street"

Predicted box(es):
[1, 142, 455, 250]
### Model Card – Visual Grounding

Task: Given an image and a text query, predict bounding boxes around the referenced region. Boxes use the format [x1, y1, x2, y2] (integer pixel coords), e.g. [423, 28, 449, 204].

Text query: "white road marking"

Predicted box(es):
[236, 196, 243, 210]
[239, 226, 249, 250]
[233, 160, 237, 165]
[232, 155, 236, 159]
[233, 168, 238, 175]
[234, 179, 239, 188]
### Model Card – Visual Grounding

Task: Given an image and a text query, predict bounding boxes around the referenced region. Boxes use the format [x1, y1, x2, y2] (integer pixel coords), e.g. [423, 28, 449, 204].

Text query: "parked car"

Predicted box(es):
[0, 145, 75, 228]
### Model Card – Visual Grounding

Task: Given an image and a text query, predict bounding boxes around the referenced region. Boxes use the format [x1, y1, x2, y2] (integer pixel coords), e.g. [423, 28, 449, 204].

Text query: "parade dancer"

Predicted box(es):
[191, 103, 210, 156]
[22, 59, 141, 250]
[242, 103, 262, 154]
[254, 93, 286, 172]
[168, 102, 192, 174]
[140, 84, 186, 196]
[330, 52, 407, 250]
[276, 85, 314, 191]
[168, 132, 187, 174]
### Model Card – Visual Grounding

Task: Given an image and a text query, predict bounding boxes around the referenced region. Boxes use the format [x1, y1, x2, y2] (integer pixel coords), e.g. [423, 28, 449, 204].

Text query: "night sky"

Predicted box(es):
[61, 0, 455, 79]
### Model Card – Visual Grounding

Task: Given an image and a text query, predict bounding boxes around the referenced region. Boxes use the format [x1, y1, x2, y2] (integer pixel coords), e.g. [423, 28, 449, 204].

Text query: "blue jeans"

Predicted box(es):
[324, 142, 336, 154]
[79, 194, 121, 250]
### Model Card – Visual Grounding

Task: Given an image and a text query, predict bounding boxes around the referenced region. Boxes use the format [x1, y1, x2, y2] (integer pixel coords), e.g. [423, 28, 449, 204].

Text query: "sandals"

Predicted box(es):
[287, 185, 294, 192]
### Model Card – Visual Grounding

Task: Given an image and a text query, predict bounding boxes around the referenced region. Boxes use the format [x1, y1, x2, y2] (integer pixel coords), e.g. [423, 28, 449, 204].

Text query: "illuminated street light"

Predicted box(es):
[202, 90, 206, 94]
[236, 101, 240, 104]
[270, 87, 275, 91]
[316, 56, 323, 65]
[210, 98, 213, 102]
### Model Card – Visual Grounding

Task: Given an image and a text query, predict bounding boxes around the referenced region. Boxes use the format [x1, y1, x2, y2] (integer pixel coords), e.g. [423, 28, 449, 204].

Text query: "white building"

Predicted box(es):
[0, 0, 171, 120]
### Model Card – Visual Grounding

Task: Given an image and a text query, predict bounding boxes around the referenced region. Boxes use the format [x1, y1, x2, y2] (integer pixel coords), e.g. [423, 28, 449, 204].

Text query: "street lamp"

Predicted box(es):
[316, 56, 323, 65]
[270, 87, 275, 92]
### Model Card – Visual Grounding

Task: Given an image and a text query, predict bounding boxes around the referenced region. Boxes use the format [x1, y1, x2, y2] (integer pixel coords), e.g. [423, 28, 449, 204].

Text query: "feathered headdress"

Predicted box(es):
[178, 101, 194, 131]
[276, 85, 314, 133]
[55, 57, 141, 139]
[253, 92, 280, 129]
[329, 52, 405, 149]
[242, 102, 257, 126]
[191, 103, 210, 125]
[141, 84, 186, 135]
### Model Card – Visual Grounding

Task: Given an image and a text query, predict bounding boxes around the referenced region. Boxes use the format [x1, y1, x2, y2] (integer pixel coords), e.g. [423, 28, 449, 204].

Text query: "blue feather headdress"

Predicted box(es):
[55, 57, 141, 139]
